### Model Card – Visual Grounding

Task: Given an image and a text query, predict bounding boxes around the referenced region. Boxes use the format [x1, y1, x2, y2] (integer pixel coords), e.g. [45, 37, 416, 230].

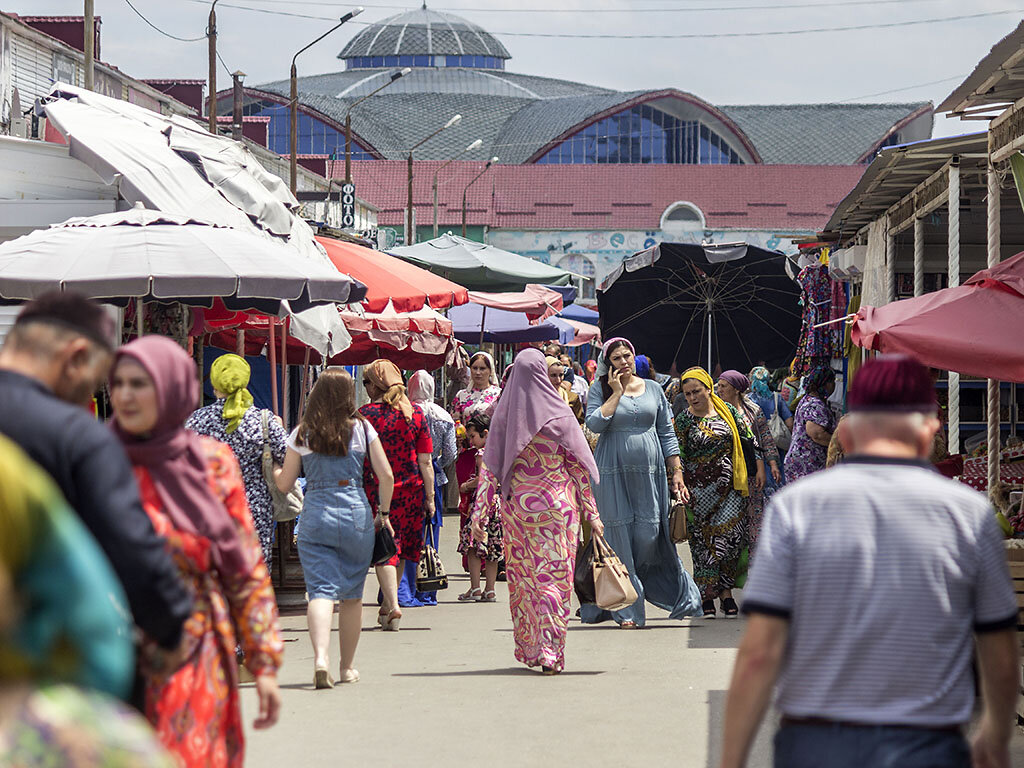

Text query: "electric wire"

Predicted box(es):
[123, 0, 207, 41]
[176, 2, 1024, 39]
[183, 0, 953, 12]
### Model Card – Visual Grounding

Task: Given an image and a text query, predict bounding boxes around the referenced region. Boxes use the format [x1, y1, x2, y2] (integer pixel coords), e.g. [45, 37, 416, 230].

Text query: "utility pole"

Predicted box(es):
[231, 71, 245, 141]
[83, 0, 94, 91]
[207, 0, 220, 133]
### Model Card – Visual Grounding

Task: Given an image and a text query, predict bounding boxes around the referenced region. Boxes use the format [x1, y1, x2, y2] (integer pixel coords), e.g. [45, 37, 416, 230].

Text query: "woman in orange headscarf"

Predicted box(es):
[359, 360, 434, 631]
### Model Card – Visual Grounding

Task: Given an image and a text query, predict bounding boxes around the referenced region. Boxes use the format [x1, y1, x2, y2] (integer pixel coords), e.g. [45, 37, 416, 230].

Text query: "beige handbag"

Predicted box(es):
[592, 533, 639, 612]
[669, 495, 689, 543]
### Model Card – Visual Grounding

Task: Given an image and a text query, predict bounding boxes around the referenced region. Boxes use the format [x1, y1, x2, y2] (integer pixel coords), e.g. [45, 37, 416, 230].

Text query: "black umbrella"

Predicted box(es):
[597, 242, 802, 375]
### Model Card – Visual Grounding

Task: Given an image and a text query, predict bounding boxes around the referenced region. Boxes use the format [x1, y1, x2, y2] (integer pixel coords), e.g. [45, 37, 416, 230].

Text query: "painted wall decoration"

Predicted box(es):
[487, 228, 806, 290]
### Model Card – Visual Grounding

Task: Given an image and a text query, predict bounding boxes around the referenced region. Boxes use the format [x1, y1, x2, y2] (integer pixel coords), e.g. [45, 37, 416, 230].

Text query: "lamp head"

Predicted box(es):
[393, 67, 412, 81]
[486, 156, 498, 167]
[445, 114, 462, 129]
[465, 139, 483, 152]
[340, 6, 364, 23]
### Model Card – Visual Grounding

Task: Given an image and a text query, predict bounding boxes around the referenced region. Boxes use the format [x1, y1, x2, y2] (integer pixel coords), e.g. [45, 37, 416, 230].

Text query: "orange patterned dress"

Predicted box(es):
[134, 437, 283, 768]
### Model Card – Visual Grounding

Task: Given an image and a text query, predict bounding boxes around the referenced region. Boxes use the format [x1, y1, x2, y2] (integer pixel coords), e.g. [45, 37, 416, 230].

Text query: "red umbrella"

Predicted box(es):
[316, 236, 468, 313]
[850, 251, 1024, 382]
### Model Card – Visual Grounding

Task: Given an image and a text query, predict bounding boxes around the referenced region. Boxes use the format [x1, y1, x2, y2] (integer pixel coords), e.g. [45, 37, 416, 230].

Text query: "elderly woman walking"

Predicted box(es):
[716, 370, 779, 553]
[471, 348, 604, 674]
[360, 360, 433, 632]
[674, 367, 756, 619]
[186, 353, 287, 565]
[580, 338, 702, 629]
[783, 365, 837, 482]
[109, 336, 282, 767]
[406, 370, 458, 606]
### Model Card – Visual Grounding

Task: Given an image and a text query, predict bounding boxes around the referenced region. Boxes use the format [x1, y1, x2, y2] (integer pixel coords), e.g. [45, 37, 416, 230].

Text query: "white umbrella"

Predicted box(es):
[0, 206, 365, 315]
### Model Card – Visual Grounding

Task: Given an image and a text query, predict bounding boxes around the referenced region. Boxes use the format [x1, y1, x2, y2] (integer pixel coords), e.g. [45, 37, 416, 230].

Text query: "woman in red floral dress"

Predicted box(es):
[359, 360, 433, 632]
[109, 336, 283, 768]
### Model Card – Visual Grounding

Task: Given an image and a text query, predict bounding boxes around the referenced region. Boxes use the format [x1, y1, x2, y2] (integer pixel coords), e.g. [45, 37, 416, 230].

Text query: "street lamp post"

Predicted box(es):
[290, 7, 364, 195]
[345, 68, 410, 183]
[433, 139, 482, 238]
[405, 113, 462, 246]
[462, 157, 498, 238]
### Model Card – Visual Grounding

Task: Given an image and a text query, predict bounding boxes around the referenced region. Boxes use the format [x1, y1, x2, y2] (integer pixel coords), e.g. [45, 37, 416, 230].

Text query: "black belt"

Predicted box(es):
[780, 716, 961, 734]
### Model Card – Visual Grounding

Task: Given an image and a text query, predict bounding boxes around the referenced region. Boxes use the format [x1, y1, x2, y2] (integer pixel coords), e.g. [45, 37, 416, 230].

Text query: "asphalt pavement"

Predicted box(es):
[241, 513, 1024, 768]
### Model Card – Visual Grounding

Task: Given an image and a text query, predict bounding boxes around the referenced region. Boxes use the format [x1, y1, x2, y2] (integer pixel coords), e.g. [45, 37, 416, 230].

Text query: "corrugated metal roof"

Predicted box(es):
[252, 76, 931, 166]
[721, 103, 933, 165]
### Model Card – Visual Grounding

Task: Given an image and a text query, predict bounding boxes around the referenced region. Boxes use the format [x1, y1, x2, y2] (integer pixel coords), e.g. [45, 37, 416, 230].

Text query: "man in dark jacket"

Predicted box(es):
[0, 293, 191, 659]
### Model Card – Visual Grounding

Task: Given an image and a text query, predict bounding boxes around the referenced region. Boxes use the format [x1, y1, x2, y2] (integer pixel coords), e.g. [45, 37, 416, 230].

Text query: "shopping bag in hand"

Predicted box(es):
[592, 533, 638, 612]
[573, 535, 597, 605]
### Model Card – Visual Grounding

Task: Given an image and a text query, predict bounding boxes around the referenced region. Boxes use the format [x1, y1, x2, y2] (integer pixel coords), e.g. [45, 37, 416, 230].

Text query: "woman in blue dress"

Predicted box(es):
[276, 369, 394, 689]
[580, 338, 702, 629]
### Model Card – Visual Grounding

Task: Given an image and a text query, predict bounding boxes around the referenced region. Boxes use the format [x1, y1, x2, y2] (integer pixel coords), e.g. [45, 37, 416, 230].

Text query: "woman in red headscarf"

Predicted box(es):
[109, 336, 282, 768]
[359, 359, 434, 632]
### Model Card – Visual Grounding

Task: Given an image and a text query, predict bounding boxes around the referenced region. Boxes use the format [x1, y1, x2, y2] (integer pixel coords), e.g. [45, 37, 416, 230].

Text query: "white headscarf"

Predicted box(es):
[408, 370, 454, 425]
[469, 351, 499, 386]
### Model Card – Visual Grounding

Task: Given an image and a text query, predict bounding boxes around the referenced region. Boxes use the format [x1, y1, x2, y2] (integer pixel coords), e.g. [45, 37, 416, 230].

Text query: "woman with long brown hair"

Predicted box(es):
[276, 368, 394, 688]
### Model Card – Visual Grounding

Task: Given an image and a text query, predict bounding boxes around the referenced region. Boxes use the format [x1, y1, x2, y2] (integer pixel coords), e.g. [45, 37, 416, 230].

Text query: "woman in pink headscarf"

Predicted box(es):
[108, 336, 282, 768]
[470, 348, 604, 675]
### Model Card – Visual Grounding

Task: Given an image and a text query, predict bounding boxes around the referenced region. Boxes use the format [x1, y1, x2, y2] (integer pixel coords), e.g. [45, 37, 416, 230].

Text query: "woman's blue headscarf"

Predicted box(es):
[634, 354, 652, 379]
[749, 366, 773, 399]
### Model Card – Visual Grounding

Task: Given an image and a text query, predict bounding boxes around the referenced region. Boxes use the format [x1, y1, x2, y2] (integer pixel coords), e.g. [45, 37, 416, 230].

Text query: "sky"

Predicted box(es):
[11, 0, 1022, 141]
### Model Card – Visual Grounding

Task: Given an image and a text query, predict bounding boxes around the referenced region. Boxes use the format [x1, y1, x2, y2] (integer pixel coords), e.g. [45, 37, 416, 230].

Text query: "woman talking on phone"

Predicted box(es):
[580, 338, 702, 629]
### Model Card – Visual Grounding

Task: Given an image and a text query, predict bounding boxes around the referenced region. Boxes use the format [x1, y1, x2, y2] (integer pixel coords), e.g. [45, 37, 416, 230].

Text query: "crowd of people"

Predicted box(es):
[0, 291, 1017, 768]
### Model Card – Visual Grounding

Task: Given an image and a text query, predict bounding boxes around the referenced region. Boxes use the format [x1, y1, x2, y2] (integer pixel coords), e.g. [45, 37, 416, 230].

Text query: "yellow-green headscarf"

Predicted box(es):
[680, 366, 749, 497]
[210, 354, 254, 433]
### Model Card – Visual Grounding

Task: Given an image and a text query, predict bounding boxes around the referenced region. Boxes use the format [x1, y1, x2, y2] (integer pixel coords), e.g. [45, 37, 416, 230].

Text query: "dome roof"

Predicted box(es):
[338, 7, 511, 62]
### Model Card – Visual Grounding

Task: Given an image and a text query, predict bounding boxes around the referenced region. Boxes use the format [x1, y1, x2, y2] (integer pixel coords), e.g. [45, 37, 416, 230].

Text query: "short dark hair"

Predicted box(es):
[466, 412, 490, 434]
[13, 291, 115, 351]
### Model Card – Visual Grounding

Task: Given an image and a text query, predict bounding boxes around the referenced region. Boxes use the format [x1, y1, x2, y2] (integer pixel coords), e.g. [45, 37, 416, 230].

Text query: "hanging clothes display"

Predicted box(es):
[793, 262, 834, 375]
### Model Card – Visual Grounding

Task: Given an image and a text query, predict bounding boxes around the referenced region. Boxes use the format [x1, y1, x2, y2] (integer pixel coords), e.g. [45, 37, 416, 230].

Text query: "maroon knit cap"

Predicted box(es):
[847, 355, 937, 414]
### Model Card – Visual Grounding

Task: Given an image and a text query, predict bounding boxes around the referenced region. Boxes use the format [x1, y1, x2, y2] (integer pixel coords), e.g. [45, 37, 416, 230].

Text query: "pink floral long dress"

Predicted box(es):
[471, 432, 599, 673]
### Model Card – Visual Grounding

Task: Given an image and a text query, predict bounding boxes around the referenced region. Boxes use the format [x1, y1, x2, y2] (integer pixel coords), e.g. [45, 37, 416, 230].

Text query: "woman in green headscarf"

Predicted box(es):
[186, 353, 287, 564]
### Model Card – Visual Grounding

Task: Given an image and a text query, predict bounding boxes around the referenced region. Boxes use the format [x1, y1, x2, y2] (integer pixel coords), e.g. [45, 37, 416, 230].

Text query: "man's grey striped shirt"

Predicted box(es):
[744, 456, 1017, 726]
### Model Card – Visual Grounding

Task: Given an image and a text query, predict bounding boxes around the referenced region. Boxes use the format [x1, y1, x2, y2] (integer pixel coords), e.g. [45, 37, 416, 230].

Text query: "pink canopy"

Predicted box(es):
[850, 251, 1024, 382]
[562, 318, 601, 347]
[467, 283, 563, 323]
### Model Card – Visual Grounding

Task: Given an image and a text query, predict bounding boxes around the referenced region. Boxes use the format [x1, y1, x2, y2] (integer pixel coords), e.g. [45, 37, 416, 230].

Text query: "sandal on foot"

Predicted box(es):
[382, 609, 402, 632]
[480, 590, 497, 603]
[702, 600, 717, 619]
[721, 597, 739, 618]
[313, 667, 334, 689]
[541, 665, 560, 676]
[338, 668, 359, 684]
[457, 588, 482, 602]
[619, 621, 638, 629]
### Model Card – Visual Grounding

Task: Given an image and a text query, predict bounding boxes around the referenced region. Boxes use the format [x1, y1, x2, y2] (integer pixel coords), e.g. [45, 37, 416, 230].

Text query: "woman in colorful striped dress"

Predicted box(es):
[470, 348, 604, 675]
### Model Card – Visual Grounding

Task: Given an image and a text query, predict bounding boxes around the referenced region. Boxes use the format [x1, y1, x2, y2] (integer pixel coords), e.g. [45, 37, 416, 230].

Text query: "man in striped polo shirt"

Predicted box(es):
[719, 355, 1019, 768]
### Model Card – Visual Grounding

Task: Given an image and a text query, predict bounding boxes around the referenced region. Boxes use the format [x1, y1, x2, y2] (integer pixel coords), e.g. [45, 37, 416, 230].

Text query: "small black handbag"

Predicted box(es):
[573, 535, 597, 605]
[372, 525, 397, 566]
